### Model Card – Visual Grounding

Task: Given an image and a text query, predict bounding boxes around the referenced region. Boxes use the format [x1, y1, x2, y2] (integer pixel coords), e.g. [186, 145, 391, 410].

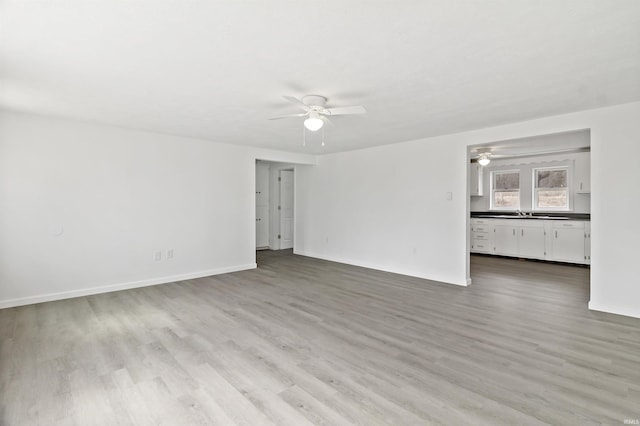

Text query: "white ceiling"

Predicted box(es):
[1, 1, 639, 154]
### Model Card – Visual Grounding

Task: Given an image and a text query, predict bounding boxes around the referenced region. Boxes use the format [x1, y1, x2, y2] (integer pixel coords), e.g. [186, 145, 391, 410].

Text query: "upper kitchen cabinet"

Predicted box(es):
[574, 152, 591, 194]
[470, 163, 483, 196]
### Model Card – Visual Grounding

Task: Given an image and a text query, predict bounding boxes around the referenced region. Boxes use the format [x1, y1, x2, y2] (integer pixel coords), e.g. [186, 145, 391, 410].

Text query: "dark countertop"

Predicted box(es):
[471, 211, 590, 221]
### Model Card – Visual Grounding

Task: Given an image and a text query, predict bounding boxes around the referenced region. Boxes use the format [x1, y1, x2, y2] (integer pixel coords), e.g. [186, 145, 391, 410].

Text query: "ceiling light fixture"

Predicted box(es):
[478, 153, 491, 166]
[304, 112, 324, 132]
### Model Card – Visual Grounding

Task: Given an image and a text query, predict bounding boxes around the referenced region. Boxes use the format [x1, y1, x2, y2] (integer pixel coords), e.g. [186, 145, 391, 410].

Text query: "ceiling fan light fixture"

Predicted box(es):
[478, 153, 491, 166]
[304, 113, 323, 132]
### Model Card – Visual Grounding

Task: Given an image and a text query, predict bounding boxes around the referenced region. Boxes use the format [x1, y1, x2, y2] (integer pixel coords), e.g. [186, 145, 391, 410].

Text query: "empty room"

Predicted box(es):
[2, 1, 640, 425]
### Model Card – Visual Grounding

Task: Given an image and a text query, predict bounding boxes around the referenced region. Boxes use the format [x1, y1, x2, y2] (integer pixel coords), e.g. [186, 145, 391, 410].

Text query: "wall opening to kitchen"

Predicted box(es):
[467, 130, 591, 301]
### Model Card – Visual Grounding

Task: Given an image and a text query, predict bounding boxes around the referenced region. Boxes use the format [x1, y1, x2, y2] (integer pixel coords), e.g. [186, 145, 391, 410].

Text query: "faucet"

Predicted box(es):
[516, 209, 526, 217]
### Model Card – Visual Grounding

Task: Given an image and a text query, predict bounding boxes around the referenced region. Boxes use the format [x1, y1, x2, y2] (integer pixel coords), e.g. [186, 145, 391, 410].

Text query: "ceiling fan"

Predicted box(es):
[269, 95, 366, 132]
[476, 151, 492, 166]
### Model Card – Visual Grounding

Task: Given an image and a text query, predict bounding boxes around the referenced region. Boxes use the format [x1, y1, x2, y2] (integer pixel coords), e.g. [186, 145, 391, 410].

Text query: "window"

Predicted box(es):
[533, 167, 569, 210]
[491, 170, 520, 210]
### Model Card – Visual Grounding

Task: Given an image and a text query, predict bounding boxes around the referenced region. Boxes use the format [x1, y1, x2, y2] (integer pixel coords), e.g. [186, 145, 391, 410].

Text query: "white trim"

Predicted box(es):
[294, 249, 468, 287]
[588, 301, 640, 319]
[0, 263, 257, 309]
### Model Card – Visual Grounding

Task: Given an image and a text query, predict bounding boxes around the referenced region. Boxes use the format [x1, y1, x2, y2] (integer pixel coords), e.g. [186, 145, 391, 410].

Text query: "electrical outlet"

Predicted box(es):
[154, 251, 162, 261]
[167, 249, 174, 259]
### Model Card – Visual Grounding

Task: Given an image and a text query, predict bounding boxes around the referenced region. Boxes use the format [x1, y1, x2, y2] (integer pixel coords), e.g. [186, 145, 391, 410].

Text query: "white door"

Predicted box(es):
[256, 164, 270, 248]
[279, 170, 294, 249]
[256, 206, 269, 248]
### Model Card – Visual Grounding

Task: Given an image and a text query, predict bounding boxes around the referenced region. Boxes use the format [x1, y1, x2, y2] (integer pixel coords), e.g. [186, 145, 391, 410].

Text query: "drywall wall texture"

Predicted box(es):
[0, 112, 314, 307]
[294, 101, 640, 319]
[295, 138, 468, 286]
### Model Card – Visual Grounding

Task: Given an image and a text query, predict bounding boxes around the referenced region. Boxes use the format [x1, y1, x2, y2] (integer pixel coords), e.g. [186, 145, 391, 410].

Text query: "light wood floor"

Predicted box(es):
[1, 251, 639, 425]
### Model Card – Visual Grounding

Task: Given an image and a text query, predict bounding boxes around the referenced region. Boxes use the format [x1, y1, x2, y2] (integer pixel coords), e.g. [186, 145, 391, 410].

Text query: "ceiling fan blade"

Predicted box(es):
[324, 105, 367, 116]
[268, 112, 308, 120]
[322, 116, 335, 128]
[283, 96, 310, 111]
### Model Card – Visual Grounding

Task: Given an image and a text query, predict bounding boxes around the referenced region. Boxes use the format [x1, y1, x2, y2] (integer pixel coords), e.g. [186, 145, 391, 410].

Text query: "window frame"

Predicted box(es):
[532, 166, 571, 212]
[490, 169, 521, 211]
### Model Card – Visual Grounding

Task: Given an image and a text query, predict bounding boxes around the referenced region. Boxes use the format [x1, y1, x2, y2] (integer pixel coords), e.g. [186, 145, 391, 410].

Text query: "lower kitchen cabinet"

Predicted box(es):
[471, 219, 494, 254]
[585, 222, 591, 265]
[494, 220, 545, 259]
[547, 221, 586, 264]
[518, 223, 546, 259]
[471, 218, 589, 264]
[494, 224, 518, 256]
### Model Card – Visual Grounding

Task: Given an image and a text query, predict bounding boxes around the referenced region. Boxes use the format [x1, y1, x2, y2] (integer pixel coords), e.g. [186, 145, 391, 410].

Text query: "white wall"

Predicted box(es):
[3, 103, 639, 319]
[295, 101, 640, 318]
[0, 112, 314, 307]
[295, 137, 468, 285]
[470, 151, 591, 213]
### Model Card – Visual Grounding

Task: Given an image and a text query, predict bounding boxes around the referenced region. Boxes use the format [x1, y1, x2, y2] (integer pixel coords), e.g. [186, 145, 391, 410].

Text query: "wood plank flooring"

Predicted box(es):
[1, 251, 639, 425]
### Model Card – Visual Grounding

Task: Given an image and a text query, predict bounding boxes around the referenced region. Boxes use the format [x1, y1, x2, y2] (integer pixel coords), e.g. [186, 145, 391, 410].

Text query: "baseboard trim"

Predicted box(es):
[293, 249, 467, 287]
[0, 263, 257, 309]
[588, 301, 640, 319]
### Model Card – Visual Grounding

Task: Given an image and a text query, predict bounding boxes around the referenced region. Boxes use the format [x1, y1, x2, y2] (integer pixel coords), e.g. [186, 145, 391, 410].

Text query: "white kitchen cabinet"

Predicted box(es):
[584, 222, 591, 265]
[494, 223, 519, 256]
[548, 221, 586, 263]
[493, 220, 545, 259]
[471, 218, 494, 253]
[469, 163, 483, 196]
[574, 152, 591, 194]
[471, 217, 589, 265]
[517, 222, 546, 259]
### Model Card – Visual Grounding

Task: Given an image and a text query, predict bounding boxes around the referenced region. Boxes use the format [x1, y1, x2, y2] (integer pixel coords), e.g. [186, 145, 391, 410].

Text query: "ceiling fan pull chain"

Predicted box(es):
[321, 126, 325, 147]
[302, 123, 306, 147]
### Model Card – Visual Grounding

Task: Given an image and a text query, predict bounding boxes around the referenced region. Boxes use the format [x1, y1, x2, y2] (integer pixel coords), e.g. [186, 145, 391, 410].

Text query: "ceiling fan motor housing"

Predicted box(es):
[301, 95, 327, 108]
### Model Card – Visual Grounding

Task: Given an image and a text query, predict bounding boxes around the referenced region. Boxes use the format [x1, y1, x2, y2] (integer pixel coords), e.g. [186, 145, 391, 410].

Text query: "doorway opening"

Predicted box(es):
[255, 160, 295, 253]
[466, 129, 591, 302]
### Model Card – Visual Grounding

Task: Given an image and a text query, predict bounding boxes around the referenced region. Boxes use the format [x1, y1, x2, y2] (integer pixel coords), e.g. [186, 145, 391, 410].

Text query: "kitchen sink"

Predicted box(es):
[476, 215, 569, 220]
[527, 216, 569, 220]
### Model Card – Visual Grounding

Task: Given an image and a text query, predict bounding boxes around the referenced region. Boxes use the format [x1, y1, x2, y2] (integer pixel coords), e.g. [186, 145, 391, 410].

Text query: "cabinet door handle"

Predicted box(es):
[580, 182, 583, 190]
[521, 229, 524, 237]
[512, 229, 515, 236]
[555, 231, 558, 238]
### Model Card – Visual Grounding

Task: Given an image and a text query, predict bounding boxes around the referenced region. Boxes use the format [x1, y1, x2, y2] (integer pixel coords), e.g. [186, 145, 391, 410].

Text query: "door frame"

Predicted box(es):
[252, 161, 296, 251]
